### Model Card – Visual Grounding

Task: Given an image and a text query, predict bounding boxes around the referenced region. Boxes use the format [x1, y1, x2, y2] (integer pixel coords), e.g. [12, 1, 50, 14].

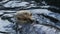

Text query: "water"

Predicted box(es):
[0, 0, 60, 34]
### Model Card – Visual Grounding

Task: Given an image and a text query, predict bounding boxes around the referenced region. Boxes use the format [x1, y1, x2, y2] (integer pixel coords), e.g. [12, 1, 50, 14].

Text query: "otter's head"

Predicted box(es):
[15, 10, 34, 25]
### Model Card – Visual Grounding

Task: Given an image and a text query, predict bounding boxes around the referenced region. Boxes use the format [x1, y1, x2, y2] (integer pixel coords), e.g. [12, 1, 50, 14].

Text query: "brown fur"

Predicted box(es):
[15, 10, 33, 24]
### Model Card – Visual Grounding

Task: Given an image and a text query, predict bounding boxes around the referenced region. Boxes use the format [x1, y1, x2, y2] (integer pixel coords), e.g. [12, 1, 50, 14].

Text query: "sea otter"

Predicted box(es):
[15, 10, 34, 25]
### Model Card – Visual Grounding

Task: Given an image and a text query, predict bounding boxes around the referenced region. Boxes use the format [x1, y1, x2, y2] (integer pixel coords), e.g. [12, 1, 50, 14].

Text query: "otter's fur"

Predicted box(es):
[15, 10, 33, 25]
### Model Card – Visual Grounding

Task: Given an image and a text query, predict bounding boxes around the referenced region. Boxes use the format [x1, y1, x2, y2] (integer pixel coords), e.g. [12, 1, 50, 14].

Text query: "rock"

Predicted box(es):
[3, 1, 30, 8]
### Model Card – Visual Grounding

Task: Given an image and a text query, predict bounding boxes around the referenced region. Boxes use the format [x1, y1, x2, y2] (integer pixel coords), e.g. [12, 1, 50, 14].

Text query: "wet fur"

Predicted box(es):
[15, 10, 33, 25]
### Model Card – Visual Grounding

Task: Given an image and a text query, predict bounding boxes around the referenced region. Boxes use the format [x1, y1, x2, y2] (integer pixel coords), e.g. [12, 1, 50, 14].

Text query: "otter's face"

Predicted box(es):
[15, 10, 33, 24]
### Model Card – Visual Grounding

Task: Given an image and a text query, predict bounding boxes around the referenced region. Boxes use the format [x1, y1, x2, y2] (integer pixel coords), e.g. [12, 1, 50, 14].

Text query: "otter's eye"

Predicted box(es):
[17, 17, 21, 20]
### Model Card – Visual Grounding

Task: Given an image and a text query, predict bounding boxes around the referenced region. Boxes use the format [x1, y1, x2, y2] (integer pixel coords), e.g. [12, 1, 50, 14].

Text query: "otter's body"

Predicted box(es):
[15, 10, 34, 25]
